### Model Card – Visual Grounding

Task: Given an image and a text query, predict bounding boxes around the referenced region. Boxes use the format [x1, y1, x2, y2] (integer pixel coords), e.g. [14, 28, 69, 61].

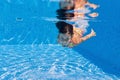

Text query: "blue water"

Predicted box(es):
[0, 0, 120, 80]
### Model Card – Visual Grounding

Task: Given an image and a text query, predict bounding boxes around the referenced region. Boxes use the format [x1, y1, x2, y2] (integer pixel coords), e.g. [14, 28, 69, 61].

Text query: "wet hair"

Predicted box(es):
[56, 21, 73, 36]
[57, 0, 75, 20]
[56, 9, 74, 20]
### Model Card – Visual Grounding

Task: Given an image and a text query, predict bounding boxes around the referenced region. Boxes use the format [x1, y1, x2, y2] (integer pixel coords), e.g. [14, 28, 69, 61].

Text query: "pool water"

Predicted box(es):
[0, 0, 120, 80]
[0, 45, 119, 80]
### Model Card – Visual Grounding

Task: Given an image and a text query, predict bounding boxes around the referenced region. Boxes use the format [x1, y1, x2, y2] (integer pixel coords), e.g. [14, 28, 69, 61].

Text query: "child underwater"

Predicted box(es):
[56, 0, 98, 47]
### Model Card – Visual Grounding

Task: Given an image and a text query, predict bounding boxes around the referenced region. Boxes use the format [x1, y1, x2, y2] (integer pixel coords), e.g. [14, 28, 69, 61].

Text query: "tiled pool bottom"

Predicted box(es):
[0, 45, 119, 80]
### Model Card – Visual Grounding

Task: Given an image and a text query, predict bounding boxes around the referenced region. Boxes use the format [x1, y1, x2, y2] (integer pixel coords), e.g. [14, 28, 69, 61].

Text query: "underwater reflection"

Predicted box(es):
[55, 0, 99, 47]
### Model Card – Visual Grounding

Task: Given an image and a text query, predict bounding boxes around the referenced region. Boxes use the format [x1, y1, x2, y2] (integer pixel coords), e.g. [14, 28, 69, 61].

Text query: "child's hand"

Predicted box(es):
[90, 29, 96, 36]
[89, 12, 99, 18]
[89, 4, 99, 9]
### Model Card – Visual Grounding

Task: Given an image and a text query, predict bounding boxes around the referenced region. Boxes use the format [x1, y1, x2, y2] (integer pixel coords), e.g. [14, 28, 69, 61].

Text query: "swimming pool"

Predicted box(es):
[0, 0, 120, 80]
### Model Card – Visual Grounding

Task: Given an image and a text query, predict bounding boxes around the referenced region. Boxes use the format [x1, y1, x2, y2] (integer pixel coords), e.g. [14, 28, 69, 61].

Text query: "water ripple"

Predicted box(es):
[0, 45, 119, 80]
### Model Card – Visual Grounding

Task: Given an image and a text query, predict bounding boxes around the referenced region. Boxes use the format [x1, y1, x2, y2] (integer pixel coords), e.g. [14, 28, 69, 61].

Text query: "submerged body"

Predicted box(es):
[69, 28, 96, 47]
[56, 21, 96, 47]
[56, 0, 98, 47]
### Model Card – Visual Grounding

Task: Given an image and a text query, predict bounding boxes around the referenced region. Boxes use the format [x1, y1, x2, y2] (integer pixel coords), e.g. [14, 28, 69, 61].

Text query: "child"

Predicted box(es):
[68, 28, 96, 47]
[56, 21, 96, 47]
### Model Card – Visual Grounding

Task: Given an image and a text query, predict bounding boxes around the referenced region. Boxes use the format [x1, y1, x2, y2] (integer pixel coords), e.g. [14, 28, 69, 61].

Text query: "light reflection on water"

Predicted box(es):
[0, 45, 119, 80]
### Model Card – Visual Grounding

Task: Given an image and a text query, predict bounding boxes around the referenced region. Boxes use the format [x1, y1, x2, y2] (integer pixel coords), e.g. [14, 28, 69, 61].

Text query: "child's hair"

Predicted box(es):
[56, 9, 74, 20]
[56, 21, 73, 36]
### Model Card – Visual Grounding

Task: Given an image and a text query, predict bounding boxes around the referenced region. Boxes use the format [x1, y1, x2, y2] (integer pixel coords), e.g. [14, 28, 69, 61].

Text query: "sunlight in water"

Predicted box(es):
[0, 45, 119, 80]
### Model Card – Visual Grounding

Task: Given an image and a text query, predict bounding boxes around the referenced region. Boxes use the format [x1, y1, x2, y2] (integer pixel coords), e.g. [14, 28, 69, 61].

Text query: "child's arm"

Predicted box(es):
[81, 29, 96, 41]
[86, 2, 99, 9]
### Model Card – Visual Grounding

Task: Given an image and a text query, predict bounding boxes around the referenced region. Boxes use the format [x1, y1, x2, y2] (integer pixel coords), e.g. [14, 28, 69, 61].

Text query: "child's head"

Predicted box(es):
[56, 21, 73, 47]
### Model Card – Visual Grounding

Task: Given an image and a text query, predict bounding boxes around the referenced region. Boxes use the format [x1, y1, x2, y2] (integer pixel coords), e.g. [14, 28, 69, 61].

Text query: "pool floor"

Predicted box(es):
[0, 45, 119, 80]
